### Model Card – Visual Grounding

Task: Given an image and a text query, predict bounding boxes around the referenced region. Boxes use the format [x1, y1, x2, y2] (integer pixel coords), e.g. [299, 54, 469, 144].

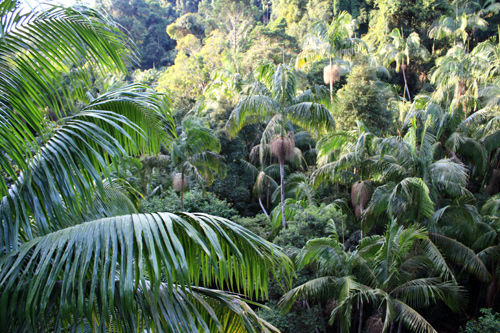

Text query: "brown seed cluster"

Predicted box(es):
[270, 133, 295, 163]
[172, 173, 187, 192]
[324, 64, 341, 85]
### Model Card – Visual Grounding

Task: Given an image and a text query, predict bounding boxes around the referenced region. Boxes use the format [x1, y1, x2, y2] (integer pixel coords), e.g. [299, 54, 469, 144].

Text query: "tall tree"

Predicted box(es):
[378, 28, 429, 103]
[169, 117, 226, 210]
[226, 62, 334, 228]
[296, 11, 366, 102]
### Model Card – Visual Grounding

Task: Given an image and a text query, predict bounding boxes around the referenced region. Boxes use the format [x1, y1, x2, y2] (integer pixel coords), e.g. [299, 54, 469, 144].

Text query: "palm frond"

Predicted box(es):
[285, 102, 335, 139]
[391, 278, 466, 312]
[0, 85, 172, 251]
[0, 212, 293, 331]
[429, 233, 490, 282]
[392, 299, 437, 333]
[225, 95, 277, 138]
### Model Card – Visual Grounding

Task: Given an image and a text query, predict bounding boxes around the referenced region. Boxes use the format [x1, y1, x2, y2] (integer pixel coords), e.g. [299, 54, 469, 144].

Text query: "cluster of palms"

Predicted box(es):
[180, 5, 500, 333]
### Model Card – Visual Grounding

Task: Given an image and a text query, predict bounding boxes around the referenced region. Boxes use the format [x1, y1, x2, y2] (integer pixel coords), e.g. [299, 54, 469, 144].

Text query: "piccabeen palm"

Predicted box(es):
[0, 1, 293, 331]
[169, 116, 226, 210]
[312, 121, 377, 187]
[226, 62, 334, 228]
[363, 115, 469, 227]
[296, 11, 367, 102]
[378, 28, 429, 103]
[280, 220, 464, 333]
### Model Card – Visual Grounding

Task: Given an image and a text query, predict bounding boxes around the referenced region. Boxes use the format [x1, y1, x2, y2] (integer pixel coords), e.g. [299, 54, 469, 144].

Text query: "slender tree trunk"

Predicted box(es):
[358, 302, 363, 333]
[266, 182, 270, 210]
[259, 196, 269, 218]
[180, 171, 185, 211]
[280, 157, 286, 228]
[402, 65, 411, 103]
[397, 321, 402, 333]
[329, 57, 334, 103]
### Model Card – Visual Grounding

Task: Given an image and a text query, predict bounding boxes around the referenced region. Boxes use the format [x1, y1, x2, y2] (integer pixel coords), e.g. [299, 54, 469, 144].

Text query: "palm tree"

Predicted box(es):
[296, 11, 366, 102]
[169, 117, 226, 210]
[240, 151, 279, 219]
[428, 1, 489, 49]
[280, 220, 465, 333]
[362, 115, 470, 227]
[226, 62, 334, 228]
[378, 28, 429, 103]
[0, 1, 292, 331]
[430, 45, 487, 115]
[312, 121, 376, 187]
[311, 122, 376, 235]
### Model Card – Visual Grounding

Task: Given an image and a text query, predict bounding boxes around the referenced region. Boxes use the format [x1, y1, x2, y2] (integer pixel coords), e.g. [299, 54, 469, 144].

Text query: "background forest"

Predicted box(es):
[4, 0, 500, 331]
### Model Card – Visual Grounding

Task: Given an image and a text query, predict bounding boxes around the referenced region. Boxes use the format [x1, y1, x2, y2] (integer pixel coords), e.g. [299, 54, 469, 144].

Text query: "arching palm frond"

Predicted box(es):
[226, 95, 277, 138]
[0, 1, 139, 199]
[0, 212, 293, 332]
[285, 102, 334, 139]
[363, 178, 435, 225]
[0, 2, 132, 129]
[428, 159, 469, 197]
[482, 194, 500, 217]
[279, 276, 361, 313]
[392, 278, 466, 313]
[429, 233, 491, 282]
[0, 85, 173, 251]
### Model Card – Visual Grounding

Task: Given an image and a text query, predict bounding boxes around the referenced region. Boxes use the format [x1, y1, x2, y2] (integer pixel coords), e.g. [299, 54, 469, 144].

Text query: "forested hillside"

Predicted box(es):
[3, 0, 500, 331]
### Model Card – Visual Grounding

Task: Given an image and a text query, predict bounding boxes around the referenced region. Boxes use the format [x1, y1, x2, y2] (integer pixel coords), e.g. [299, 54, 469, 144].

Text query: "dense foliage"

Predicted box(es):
[5, 0, 500, 331]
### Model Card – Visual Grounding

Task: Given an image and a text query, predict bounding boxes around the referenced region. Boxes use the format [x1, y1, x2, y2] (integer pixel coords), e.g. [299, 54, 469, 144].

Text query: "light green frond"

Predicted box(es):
[225, 95, 277, 138]
[1, 86, 172, 251]
[316, 131, 356, 165]
[295, 237, 344, 272]
[0, 212, 293, 331]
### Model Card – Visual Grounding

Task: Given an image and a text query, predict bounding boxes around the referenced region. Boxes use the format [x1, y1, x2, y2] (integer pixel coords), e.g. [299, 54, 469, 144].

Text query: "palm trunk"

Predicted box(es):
[329, 57, 334, 103]
[259, 196, 269, 218]
[358, 302, 363, 333]
[180, 171, 185, 211]
[280, 158, 286, 228]
[402, 65, 411, 103]
[397, 321, 403, 333]
[266, 182, 270, 209]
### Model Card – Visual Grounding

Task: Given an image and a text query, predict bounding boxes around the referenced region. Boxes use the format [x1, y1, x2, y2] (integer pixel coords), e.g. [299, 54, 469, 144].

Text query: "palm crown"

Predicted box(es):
[226, 62, 334, 228]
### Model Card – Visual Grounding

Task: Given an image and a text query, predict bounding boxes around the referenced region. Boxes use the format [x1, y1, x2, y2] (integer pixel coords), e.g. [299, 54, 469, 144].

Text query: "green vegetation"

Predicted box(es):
[4, 0, 500, 331]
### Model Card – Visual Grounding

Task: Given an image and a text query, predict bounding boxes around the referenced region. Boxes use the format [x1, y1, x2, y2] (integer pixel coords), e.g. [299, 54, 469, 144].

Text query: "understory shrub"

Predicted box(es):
[140, 188, 237, 218]
[461, 308, 500, 333]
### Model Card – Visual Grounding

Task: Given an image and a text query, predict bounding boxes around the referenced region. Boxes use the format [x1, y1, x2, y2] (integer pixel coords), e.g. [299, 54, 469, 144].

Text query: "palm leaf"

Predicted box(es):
[392, 299, 437, 333]
[390, 278, 466, 312]
[429, 233, 490, 282]
[0, 212, 293, 331]
[0, 85, 172, 251]
[225, 95, 277, 138]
